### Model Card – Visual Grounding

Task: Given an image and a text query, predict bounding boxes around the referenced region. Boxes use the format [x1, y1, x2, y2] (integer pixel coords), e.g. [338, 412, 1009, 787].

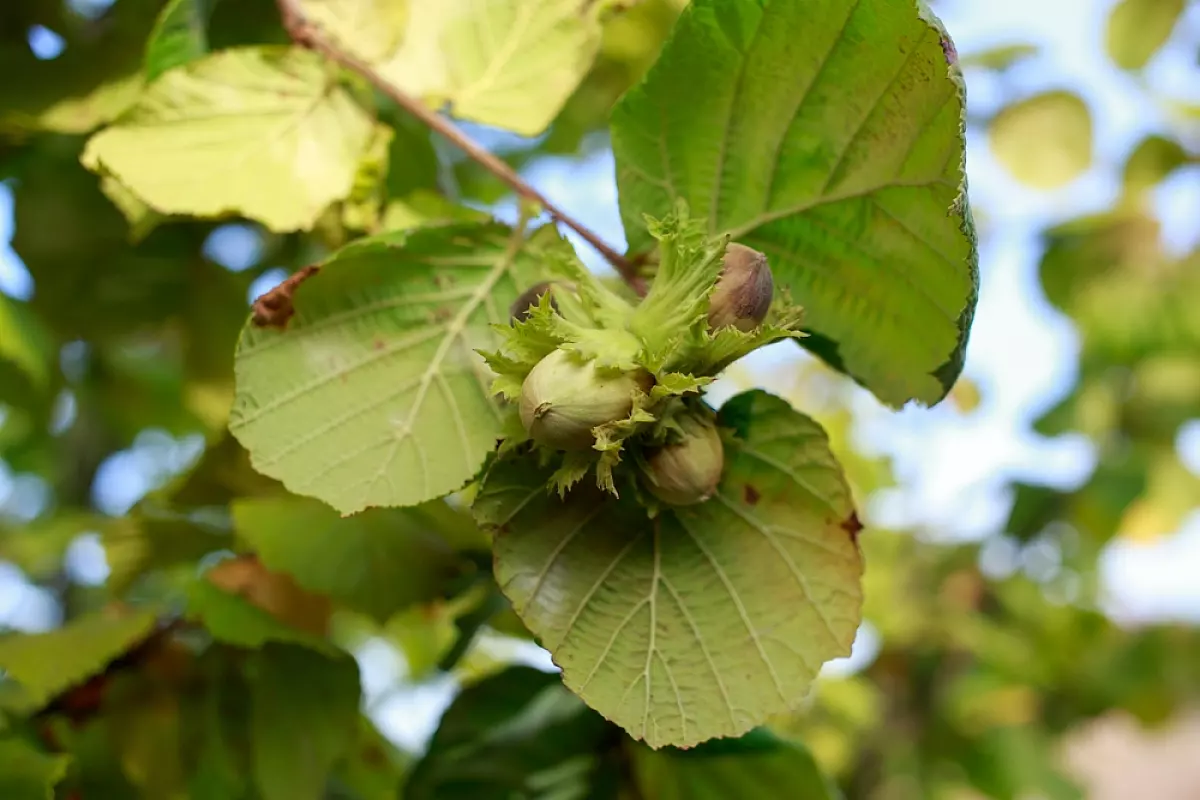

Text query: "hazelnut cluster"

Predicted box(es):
[482, 209, 801, 508]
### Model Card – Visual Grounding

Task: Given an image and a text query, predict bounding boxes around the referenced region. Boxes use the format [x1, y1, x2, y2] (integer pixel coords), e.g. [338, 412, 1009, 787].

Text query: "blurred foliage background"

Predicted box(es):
[1, 0, 1199, 798]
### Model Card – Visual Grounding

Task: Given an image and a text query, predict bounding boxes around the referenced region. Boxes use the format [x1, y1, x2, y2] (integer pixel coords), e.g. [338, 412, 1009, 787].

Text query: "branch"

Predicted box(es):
[275, 0, 646, 294]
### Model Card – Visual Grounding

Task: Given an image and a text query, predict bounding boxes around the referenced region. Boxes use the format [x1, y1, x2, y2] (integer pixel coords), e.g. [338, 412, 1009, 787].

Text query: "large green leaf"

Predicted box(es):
[81, 47, 374, 232]
[299, 0, 617, 136]
[405, 666, 615, 799]
[1105, 0, 1185, 70]
[632, 728, 840, 800]
[0, 738, 71, 800]
[248, 645, 360, 800]
[610, 0, 977, 408]
[477, 390, 863, 748]
[231, 496, 465, 622]
[229, 222, 570, 514]
[0, 609, 159, 708]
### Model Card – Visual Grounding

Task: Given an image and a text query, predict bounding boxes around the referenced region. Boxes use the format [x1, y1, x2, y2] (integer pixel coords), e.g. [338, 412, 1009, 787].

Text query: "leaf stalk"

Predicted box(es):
[274, 0, 646, 293]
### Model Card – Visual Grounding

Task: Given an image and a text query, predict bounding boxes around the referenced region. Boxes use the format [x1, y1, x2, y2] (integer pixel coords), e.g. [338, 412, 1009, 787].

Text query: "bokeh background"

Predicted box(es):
[2, 0, 1199, 797]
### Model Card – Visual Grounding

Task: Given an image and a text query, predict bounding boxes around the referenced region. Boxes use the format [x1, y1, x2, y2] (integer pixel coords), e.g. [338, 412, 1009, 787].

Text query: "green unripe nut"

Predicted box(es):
[640, 411, 725, 506]
[519, 349, 652, 451]
[707, 243, 773, 332]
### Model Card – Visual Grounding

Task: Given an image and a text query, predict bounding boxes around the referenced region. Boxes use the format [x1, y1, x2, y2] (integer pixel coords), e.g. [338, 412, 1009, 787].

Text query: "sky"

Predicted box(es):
[1, 0, 1199, 750]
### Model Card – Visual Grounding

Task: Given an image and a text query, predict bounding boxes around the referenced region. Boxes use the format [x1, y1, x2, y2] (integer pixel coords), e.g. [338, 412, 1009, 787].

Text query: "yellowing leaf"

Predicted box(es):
[229, 222, 572, 514]
[81, 47, 375, 232]
[611, 0, 978, 408]
[989, 91, 1093, 190]
[478, 391, 863, 748]
[1106, 0, 1185, 70]
[300, 0, 615, 136]
[37, 74, 143, 135]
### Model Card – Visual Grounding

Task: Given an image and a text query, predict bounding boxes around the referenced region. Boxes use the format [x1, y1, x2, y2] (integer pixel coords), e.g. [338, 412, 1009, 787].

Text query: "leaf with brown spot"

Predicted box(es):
[230, 222, 575, 514]
[477, 390, 863, 749]
[841, 512, 863, 543]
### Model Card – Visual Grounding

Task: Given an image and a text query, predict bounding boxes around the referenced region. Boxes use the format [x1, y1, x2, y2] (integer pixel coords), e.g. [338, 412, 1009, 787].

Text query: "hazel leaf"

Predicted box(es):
[229, 222, 575, 514]
[0, 739, 71, 800]
[612, 0, 978, 409]
[231, 497, 465, 623]
[989, 91, 1093, 190]
[0, 609, 160, 709]
[1105, 0, 1185, 70]
[631, 729, 839, 800]
[82, 47, 375, 232]
[144, 0, 215, 81]
[298, 0, 622, 136]
[477, 390, 863, 749]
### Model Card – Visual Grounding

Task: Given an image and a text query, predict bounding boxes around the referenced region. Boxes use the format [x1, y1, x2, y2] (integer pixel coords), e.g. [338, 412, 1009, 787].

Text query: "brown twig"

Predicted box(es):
[275, 0, 646, 293]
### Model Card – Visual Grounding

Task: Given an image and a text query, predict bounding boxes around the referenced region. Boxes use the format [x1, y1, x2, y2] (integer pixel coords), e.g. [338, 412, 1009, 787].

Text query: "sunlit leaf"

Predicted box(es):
[229, 222, 572, 514]
[36, 75, 144, 135]
[0, 609, 159, 708]
[300, 0, 621, 135]
[82, 47, 375, 232]
[1105, 0, 1185, 70]
[479, 390, 863, 748]
[989, 91, 1093, 190]
[612, 0, 978, 408]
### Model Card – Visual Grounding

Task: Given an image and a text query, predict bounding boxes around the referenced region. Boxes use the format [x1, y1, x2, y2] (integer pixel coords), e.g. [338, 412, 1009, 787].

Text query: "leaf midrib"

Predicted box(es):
[454, 0, 538, 106]
[355, 232, 524, 509]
